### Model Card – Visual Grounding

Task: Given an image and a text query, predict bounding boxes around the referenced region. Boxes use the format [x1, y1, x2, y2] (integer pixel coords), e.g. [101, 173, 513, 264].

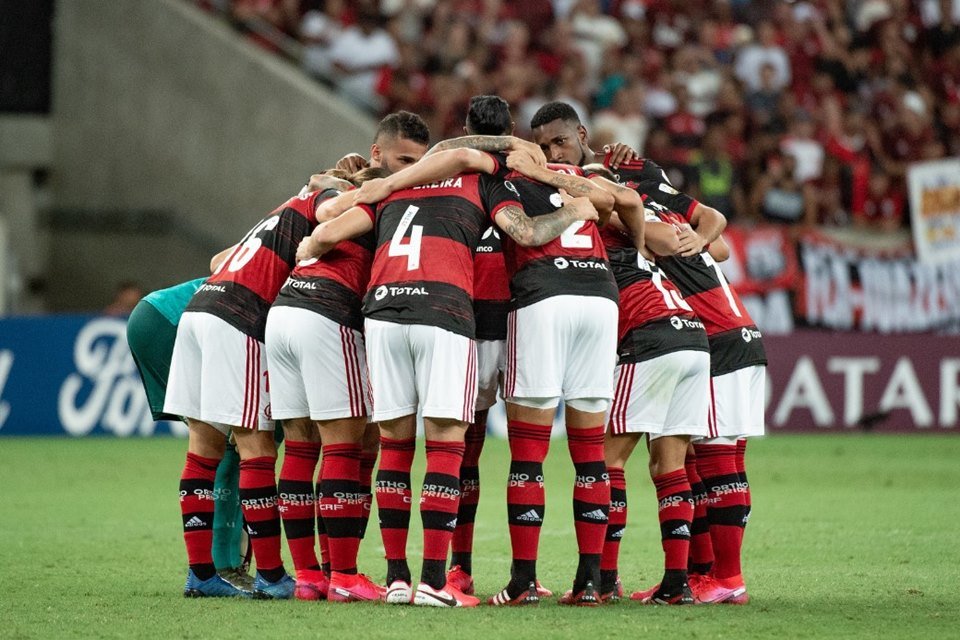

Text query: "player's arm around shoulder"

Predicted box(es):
[297, 206, 374, 262]
[589, 174, 644, 249]
[352, 149, 497, 205]
[494, 190, 598, 247]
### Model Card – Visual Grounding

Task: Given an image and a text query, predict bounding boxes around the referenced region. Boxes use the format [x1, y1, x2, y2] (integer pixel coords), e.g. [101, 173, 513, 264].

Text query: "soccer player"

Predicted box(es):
[624, 178, 765, 605]
[303, 147, 601, 607]
[269, 113, 431, 602]
[265, 167, 389, 603]
[127, 270, 252, 593]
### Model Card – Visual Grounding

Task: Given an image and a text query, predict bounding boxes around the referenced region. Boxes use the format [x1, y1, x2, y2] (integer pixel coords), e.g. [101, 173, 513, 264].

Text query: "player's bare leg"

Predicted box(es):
[233, 426, 293, 598]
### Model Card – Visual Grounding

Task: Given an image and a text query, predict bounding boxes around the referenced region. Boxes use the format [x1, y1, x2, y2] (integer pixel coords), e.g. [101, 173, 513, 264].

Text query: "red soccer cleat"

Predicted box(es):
[487, 582, 540, 606]
[413, 581, 480, 608]
[600, 576, 624, 603]
[446, 565, 475, 595]
[691, 574, 746, 604]
[294, 569, 329, 601]
[327, 572, 385, 602]
[558, 581, 600, 607]
[535, 580, 553, 598]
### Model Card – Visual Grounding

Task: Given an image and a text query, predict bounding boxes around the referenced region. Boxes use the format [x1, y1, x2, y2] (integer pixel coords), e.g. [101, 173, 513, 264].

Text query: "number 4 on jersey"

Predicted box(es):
[389, 205, 424, 270]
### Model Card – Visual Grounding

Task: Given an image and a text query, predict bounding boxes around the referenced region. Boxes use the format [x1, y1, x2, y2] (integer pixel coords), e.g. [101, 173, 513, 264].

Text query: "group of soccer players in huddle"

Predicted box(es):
[156, 94, 766, 608]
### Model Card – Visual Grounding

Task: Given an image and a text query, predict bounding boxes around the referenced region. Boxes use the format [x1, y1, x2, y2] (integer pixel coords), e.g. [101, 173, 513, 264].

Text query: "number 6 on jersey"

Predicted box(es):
[389, 205, 424, 270]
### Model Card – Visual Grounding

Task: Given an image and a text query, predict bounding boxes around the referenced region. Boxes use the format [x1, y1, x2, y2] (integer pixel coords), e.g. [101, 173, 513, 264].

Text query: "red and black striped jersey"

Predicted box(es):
[188, 188, 332, 341]
[493, 158, 618, 309]
[602, 153, 672, 186]
[601, 225, 708, 364]
[358, 172, 520, 338]
[473, 225, 510, 340]
[630, 179, 767, 375]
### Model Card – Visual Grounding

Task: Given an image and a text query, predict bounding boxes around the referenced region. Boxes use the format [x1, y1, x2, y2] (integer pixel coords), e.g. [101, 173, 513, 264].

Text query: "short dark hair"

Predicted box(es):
[465, 95, 512, 135]
[375, 110, 430, 145]
[530, 101, 581, 130]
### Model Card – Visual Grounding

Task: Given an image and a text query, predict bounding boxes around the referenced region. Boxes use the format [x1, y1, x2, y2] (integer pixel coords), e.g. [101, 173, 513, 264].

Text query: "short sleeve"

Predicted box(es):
[636, 179, 698, 221]
[356, 202, 377, 223]
[486, 152, 511, 180]
[478, 174, 524, 224]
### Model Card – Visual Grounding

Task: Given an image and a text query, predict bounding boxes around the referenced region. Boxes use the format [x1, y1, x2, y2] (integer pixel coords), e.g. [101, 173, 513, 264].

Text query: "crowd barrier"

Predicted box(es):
[0, 315, 956, 436]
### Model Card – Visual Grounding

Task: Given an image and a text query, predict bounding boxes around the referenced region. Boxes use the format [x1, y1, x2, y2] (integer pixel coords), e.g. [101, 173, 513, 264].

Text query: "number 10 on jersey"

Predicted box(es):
[389, 205, 424, 271]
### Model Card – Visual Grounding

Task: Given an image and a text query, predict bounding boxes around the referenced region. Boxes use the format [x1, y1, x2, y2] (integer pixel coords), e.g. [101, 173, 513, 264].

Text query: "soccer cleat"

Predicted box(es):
[294, 569, 329, 601]
[384, 579, 414, 605]
[534, 580, 553, 598]
[632, 582, 694, 605]
[218, 566, 255, 591]
[184, 569, 251, 598]
[413, 581, 480, 608]
[714, 575, 749, 604]
[328, 572, 385, 602]
[446, 565, 475, 595]
[600, 576, 624, 603]
[690, 574, 746, 604]
[558, 581, 600, 607]
[487, 581, 540, 606]
[253, 571, 296, 599]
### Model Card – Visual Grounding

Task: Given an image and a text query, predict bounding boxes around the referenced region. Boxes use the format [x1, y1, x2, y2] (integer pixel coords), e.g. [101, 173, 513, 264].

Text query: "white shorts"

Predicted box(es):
[164, 312, 274, 434]
[708, 364, 766, 439]
[505, 295, 618, 405]
[608, 351, 710, 438]
[475, 339, 505, 412]
[264, 306, 371, 421]
[364, 319, 477, 422]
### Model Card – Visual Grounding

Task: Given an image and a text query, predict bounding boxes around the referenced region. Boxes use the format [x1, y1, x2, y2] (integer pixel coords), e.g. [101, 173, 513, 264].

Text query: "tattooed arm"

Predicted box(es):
[353, 148, 497, 204]
[505, 150, 615, 221]
[427, 135, 547, 165]
[494, 190, 598, 247]
[589, 175, 645, 251]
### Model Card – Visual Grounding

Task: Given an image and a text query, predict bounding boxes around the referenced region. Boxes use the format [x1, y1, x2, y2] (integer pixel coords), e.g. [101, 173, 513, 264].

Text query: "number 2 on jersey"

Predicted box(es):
[389, 205, 424, 271]
[559, 220, 593, 249]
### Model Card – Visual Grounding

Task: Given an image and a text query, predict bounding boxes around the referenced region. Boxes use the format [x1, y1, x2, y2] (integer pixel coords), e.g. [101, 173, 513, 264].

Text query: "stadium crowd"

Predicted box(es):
[199, 0, 960, 232]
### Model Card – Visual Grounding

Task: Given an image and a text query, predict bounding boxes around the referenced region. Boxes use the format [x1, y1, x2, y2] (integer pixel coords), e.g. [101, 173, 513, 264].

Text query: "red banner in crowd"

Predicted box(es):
[764, 331, 960, 432]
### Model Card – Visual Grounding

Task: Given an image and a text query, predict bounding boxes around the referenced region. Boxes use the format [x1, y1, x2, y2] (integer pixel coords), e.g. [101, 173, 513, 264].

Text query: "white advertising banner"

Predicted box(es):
[908, 157, 960, 264]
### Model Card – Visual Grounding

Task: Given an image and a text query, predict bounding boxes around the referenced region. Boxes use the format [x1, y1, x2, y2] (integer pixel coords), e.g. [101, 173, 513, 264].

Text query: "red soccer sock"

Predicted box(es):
[239, 456, 284, 577]
[568, 426, 610, 557]
[506, 421, 552, 568]
[736, 439, 751, 527]
[358, 451, 377, 540]
[653, 468, 694, 572]
[319, 443, 362, 574]
[695, 443, 747, 580]
[601, 467, 627, 573]
[277, 440, 321, 574]
[180, 452, 220, 579]
[376, 436, 415, 583]
[451, 419, 485, 571]
[685, 450, 714, 574]
[420, 440, 465, 589]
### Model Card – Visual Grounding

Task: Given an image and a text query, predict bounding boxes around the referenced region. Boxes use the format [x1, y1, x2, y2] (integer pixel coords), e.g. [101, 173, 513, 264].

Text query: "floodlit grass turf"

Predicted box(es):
[2, 435, 959, 639]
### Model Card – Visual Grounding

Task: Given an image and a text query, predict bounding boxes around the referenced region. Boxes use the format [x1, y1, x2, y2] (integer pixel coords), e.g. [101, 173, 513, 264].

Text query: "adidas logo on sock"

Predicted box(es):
[516, 509, 542, 523]
[184, 516, 205, 528]
[671, 524, 691, 536]
[580, 509, 608, 521]
[611, 528, 625, 538]
[446, 518, 458, 529]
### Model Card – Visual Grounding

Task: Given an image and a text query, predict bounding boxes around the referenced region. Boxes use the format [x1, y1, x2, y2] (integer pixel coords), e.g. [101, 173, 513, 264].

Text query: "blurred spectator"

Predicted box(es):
[745, 62, 783, 128]
[854, 169, 905, 232]
[104, 282, 145, 316]
[779, 109, 824, 184]
[735, 20, 791, 92]
[688, 123, 744, 221]
[749, 151, 813, 227]
[592, 83, 648, 154]
[323, 6, 399, 112]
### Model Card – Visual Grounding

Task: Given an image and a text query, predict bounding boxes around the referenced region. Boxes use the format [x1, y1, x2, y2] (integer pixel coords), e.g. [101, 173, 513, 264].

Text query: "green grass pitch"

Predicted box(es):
[2, 435, 959, 639]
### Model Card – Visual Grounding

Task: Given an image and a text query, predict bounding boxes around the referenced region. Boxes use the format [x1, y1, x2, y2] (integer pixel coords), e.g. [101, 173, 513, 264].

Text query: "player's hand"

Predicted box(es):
[603, 142, 640, 169]
[335, 153, 369, 174]
[519, 139, 548, 167]
[559, 188, 599, 223]
[353, 177, 392, 205]
[296, 235, 321, 263]
[505, 148, 543, 176]
[677, 226, 706, 257]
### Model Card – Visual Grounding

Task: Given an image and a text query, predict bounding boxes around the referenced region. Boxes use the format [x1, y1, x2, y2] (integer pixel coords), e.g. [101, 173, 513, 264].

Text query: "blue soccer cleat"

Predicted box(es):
[253, 572, 296, 600]
[184, 569, 252, 598]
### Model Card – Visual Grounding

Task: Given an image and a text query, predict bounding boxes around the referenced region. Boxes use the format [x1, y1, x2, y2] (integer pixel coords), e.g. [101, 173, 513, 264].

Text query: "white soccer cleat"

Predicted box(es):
[413, 581, 480, 607]
[384, 579, 414, 604]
